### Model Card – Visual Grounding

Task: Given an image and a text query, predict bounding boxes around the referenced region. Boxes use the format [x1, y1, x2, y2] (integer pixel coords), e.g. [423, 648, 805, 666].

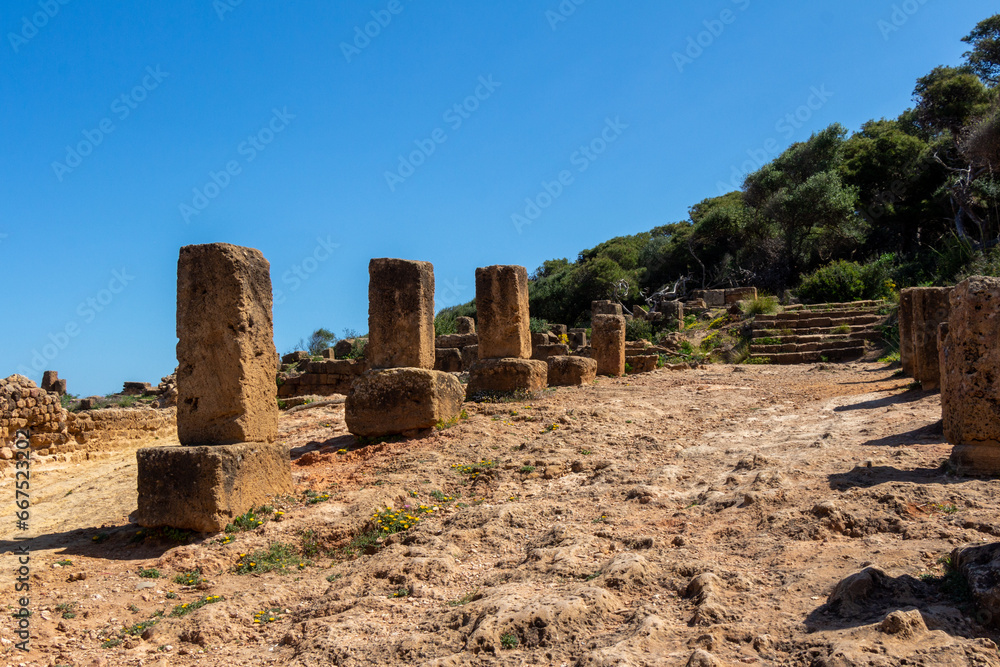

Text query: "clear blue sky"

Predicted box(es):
[2, 0, 995, 396]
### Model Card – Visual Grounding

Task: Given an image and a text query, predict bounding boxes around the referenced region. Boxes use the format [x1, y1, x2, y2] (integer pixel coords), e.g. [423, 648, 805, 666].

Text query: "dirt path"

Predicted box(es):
[1, 363, 998, 666]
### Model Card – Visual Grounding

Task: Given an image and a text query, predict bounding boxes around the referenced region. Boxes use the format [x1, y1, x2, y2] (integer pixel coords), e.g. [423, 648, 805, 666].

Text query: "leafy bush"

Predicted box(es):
[435, 301, 477, 335]
[797, 255, 898, 303]
[529, 317, 550, 333]
[624, 318, 652, 341]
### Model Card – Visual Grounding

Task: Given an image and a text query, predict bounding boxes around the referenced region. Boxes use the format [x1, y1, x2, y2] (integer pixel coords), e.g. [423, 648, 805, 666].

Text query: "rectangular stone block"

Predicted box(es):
[942, 277, 1000, 473]
[531, 343, 570, 361]
[176, 243, 278, 446]
[345, 368, 464, 437]
[703, 290, 726, 308]
[435, 333, 479, 349]
[548, 324, 568, 336]
[592, 300, 623, 316]
[367, 258, 435, 369]
[547, 356, 597, 386]
[136, 442, 292, 532]
[434, 348, 463, 373]
[592, 314, 626, 377]
[461, 345, 478, 371]
[907, 287, 951, 390]
[466, 358, 548, 398]
[476, 265, 531, 359]
[456, 316, 476, 334]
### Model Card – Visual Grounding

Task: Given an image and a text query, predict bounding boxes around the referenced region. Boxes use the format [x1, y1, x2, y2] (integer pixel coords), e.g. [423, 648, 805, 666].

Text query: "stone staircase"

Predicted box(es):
[748, 300, 889, 364]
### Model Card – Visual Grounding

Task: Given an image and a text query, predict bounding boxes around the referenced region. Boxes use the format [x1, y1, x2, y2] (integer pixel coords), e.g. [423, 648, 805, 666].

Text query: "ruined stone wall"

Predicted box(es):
[0, 375, 177, 459]
[278, 360, 367, 398]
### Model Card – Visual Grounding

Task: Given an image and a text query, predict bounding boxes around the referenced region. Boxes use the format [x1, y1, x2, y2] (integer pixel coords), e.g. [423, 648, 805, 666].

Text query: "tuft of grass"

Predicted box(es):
[744, 357, 771, 365]
[138, 568, 160, 579]
[833, 323, 852, 335]
[742, 296, 780, 316]
[755, 337, 782, 346]
[519, 465, 536, 474]
[501, 633, 519, 650]
[55, 559, 73, 566]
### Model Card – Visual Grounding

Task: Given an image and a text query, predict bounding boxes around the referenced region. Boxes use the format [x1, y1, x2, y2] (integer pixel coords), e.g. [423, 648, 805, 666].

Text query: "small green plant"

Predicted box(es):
[519, 465, 536, 474]
[92, 532, 110, 544]
[326, 572, 342, 583]
[371, 505, 436, 534]
[162, 527, 190, 543]
[448, 590, 479, 606]
[170, 594, 224, 617]
[234, 543, 309, 575]
[165, 591, 177, 599]
[303, 490, 332, 504]
[173, 570, 202, 586]
[624, 318, 652, 341]
[833, 323, 852, 335]
[879, 350, 901, 364]
[592, 514, 608, 523]
[56, 602, 76, 619]
[138, 568, 160, 579]
[501, 633, 519, 650]
[55, 559, 73, 566]
[624, 362, 633, 374]
[253, 607, 283, 624]
[744, 357, 771, 365]
[300, 529, 321, 558]
[391, 588, 410, 598]
[122, 618, 158, 636]
[101, 638, 122, 649]
[451, 459, 496, 476]
[755, 337, 782, 346]
[683, 314, 697, 328]
[225, 506, 274, 533]
[580, 448, 592, 455]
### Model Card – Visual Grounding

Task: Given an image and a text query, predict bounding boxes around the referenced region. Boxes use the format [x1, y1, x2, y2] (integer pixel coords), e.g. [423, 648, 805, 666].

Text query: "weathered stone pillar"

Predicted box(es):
[910, 287, 952, 391]
[366, 258, 435, 370]
[942, 277, 1000, 473]
[592, 300, 623, 316]
[476, 265, 531, 359]
[592, 313, 626, 377]
[346, 259, 464, 437]
[466, 265, 547, 398]
[136, 243, 291, 532]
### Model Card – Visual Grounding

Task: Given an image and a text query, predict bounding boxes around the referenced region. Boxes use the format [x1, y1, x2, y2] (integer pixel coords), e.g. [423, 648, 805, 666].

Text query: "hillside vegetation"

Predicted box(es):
[439, 14, 1000, 331]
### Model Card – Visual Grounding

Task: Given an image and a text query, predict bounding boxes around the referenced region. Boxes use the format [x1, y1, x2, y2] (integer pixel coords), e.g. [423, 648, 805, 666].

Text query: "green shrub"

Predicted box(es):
[624, 318, 652, 341]
[434, 301, 477, 336]
[797, 255, 898, 304]
[529, 317, 550, 333]
[741, 295, 779, 316]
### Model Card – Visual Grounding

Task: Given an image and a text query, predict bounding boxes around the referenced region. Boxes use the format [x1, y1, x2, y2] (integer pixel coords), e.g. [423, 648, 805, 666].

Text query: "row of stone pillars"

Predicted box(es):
[900, 278, 1000, 475]
[137, 245, 631, 532]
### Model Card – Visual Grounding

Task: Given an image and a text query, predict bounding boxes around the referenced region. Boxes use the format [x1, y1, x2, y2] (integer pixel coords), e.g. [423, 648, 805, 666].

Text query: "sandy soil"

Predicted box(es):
[2, 363, 1000, 666]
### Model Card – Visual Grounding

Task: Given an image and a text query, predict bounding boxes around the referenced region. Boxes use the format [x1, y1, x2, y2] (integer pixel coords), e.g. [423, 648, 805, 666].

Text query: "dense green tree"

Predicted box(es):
[963, 14, 1000, 86]
[912, 66, 995, 135]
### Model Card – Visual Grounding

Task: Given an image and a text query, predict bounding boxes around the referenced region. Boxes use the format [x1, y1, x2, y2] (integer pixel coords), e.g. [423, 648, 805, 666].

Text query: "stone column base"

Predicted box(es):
[136, 442, 292, 533]
[466, 358, 548, 399]
[345, 368, 464, 438]
[950, 443, 1000, 475]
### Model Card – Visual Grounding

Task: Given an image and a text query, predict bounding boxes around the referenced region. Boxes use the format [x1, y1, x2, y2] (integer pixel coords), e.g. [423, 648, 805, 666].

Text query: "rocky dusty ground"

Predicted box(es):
[2, 363, 1000, 666]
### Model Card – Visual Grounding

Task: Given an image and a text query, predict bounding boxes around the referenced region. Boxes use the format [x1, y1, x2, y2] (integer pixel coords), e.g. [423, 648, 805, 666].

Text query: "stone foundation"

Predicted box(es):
[135, 442, 292, 532]
[466, 358, 548, 398]
[345, 368, 464, 437]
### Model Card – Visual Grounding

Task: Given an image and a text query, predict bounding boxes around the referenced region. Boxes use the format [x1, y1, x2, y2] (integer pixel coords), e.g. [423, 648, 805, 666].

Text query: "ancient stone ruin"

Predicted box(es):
[940, 276, 1000, 474]
[592, 304, 627, 377]
[41, 370, 67, 396]
[899, 286, 952, 390]
[465, 265, 548, 397]
[345, 258, 464, 437]
[136, 243, 292, 533]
